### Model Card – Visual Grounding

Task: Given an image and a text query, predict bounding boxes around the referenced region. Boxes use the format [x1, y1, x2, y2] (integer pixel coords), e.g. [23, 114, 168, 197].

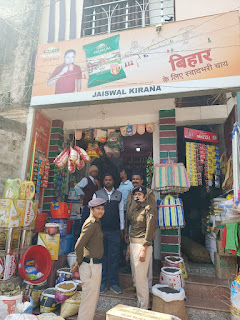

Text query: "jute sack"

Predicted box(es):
[60, 291, 82, 318]
[152, 284, 188, 320]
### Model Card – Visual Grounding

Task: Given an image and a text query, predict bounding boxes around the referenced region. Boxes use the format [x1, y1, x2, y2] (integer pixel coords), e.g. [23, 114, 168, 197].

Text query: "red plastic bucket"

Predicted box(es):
[33, 213, 48, 233]
[50, 202, 72, 219]
[18, 245, 52, 284]
[67, 220, 73, 235]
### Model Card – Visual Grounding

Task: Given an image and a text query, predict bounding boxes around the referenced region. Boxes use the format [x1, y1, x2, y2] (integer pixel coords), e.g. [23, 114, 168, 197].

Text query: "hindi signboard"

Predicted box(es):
[31, 11, 240, 107]
[184, 127, 219, 143]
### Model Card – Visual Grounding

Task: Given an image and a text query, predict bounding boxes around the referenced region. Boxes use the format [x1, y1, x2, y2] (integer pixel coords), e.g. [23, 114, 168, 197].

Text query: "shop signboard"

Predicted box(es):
[31, 11, 240, 107]
[184, 127, 219, 143]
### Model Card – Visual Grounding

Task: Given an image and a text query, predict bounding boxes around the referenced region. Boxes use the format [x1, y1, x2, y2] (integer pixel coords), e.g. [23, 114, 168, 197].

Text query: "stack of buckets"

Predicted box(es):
[50, 202, 74, 256]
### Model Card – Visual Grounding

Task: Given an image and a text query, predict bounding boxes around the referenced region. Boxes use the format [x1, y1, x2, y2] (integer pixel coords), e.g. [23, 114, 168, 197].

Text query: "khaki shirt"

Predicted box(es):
[127, 202, 157, 246]
[125, 188, 158, 233]
[75, 215, 103, 265]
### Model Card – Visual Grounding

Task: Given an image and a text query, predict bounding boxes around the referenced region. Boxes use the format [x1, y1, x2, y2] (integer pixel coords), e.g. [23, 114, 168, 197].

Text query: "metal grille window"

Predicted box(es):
[83, 0, 175, 37]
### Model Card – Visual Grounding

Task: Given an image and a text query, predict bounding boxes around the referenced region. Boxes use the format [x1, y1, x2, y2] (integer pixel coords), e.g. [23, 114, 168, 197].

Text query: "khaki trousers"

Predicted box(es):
[77, 261, 102, 320]
[131, 250, 153, 291]
[130, 243, 152, 309]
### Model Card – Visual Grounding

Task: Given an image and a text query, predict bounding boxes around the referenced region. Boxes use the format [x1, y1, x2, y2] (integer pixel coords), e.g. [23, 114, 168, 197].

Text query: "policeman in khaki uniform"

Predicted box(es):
[126, 186, 157, 309]
[71, 198, 106, 320]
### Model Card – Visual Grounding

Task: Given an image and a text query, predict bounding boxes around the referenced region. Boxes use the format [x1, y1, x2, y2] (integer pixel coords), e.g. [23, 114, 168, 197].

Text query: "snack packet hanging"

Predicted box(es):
[83, 35, 126, 88]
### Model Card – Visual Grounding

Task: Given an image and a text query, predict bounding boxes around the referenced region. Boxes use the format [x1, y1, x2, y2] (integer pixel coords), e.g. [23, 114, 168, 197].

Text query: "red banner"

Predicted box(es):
[184, 128, 219, 143]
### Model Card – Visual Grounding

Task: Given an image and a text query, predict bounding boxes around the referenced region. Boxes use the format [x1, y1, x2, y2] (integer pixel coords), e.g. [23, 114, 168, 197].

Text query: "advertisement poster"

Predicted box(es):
[184, 127, 219, 143]
[31, 11, 240, 107]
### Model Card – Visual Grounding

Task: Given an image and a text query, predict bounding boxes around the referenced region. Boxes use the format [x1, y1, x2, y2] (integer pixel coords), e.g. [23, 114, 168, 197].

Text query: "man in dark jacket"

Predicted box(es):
[93, 173, 124, 294]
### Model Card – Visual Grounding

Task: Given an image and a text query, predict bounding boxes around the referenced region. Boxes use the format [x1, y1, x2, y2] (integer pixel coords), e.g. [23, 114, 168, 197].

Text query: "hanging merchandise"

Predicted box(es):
[74, 146, 91, 163]
[42, 160, 50, 188]
[120, 125, 137, 137]
[146, 122, 155, 133]
[231, 274, 240, 319]
[94, 129, 107, 143]
[68, 159, 75, 174]
[104, 144, 113, 158]
[186, 142, 220, 191]
[222, 157, 233, 190]
[152, 160, 190, 194]
[137, 124, 145, 135]
[157, 195, 185, 228]
[54, 167, 67, 201]
[75, 153, 85, 171]
[112, 147, 120, 158]
[69, 147, 78, 164]
[53, 149, 69, 170]
[86, 142, 103, 160]
[107, 131, 121, 148]
[84, 129, 94, 142]
[75, 130, 82, 141]
[146, 157, 154, 188]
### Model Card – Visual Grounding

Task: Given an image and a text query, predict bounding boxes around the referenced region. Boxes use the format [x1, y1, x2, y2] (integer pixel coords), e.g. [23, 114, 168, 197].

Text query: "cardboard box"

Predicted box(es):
[0, 199, 19, 227]
[213, 224, 225, 240]
[216, 240, 232, 257]
[214, 252, 237, 280]
[14, 200, 38, 227]
[38, 233, 60, 260]
[106, 304, 175, 320]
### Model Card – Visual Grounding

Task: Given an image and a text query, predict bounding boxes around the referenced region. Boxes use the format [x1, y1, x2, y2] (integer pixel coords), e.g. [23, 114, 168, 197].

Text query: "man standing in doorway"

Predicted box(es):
[47, 49, 82, 94]
[118, 168, 133, 268]
[75, 165, 99, 231]
[93, 173, 124, 294]
[126, 171, 158, 293]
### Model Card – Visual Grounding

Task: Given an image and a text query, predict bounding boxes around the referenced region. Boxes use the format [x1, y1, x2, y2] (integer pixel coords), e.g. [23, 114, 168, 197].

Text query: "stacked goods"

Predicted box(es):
[32, 152, 50, 201]
[146, 157, 154, 189]
[186, 142, 220, 191]
[0, 283, 22, 319]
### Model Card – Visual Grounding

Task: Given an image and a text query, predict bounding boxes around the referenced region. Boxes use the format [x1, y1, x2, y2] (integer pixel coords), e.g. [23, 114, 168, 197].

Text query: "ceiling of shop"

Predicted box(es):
[121, 132, 153, 157]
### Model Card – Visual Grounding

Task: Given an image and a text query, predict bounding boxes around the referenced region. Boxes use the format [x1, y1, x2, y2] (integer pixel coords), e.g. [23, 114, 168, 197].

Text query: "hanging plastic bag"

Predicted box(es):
[120, 125, 136, 137]
[104, 144, 113, 158]
[146, 122, 155, 133]
[75, 130, 82, 141]
[69, 147, 78, 164]
[75, 153, 85, 171]
[53, 149, 69, 170]
[84, 129, 93, 142]
[107, 131, 121, 148]
[95, 129, 107, 144]
[137, 124, 145, 135]
[68, 159, 75, 174]
[74, 146, 91, 163]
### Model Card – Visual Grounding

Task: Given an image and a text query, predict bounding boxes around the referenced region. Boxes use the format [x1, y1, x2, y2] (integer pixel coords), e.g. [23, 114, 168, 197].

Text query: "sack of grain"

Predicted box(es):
[60, 291, 82, 318]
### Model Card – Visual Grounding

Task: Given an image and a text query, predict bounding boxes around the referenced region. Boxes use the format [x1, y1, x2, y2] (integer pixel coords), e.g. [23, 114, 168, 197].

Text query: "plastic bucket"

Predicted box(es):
[65, 234, 73, 254]
[18, 245, 52, 284]
[67, 252, 76, 268]
[40, 288, 57, 313]
[33, 213, 48, 233]
[56, 268, 72, 285]
[67, 219, 73, 234]
[50, 219, 67, 236]
[50, 202, 72, 219]
[24, 296, 33, 314]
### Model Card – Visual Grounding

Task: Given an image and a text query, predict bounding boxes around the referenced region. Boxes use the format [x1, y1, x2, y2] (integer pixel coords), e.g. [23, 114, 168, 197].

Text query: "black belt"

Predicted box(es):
[83, 257, 102, 264]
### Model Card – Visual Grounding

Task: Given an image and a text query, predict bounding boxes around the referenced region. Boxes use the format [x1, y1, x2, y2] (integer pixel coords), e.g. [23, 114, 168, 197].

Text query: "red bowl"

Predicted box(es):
[18, 245, 52, 284]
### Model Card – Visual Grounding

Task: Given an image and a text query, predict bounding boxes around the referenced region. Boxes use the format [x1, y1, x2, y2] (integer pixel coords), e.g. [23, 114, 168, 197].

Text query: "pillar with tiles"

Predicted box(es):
[159, 109, 181, 260]
[43, 120, 64, 212]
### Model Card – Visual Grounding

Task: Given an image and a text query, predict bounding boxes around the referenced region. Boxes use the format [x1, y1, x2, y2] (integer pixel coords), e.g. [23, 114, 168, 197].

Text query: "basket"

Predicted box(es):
[50, 202, 72, 219]
[152, 284, 188, 320]
[60, 291, 82, 318]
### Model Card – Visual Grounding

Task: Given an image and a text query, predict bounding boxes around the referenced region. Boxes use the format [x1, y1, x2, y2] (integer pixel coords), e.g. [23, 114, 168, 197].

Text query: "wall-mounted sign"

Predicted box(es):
[31, 11, 240, 107]
[184, 127, 219, 143]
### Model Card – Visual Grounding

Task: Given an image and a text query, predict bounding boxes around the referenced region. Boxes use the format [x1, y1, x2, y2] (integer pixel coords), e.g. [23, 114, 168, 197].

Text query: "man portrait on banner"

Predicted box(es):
[47, 49, 82, 94]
